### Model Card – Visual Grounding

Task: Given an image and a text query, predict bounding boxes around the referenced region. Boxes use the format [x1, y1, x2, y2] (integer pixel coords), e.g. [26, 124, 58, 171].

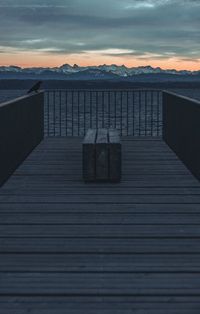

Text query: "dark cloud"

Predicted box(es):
[179, 58, 200, 63]
[0, 0, 199, 63]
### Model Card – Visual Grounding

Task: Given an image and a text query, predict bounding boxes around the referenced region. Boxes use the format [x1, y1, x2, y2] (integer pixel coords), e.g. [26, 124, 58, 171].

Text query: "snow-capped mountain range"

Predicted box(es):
[0, 64, 200, 80]
[1, 63, 199, 75]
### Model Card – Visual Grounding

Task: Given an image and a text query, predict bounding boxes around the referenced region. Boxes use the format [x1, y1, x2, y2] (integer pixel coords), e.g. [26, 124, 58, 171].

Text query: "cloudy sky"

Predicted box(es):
[0, 0, 200, 69]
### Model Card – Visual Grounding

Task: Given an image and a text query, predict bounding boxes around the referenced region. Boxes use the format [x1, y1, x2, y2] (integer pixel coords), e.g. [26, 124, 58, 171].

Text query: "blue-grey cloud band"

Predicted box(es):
[0, 0, 199, 61]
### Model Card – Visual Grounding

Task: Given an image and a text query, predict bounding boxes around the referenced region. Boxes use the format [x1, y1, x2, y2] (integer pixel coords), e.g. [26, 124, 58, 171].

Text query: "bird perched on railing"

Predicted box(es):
[27, 81, 42, 94]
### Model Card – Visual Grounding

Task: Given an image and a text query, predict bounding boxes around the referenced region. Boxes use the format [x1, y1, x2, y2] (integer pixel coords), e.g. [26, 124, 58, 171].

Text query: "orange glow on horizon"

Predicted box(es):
[0, 51, 200, 71]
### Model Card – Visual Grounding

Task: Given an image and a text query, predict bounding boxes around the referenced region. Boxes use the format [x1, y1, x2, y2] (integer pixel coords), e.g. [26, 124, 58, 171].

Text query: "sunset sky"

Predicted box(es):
[0, 0, 200, 70]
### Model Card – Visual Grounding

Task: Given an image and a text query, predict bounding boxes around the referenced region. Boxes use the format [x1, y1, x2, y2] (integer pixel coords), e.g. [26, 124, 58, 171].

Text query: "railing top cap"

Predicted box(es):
[45, 88, 161, 92]
[163, 90, 200, 106]
[0, 91, 44, 108]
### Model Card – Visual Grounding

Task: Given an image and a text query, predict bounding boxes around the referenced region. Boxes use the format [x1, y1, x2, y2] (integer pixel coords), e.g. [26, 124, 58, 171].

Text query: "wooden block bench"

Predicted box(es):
[82, 128, 121, 182]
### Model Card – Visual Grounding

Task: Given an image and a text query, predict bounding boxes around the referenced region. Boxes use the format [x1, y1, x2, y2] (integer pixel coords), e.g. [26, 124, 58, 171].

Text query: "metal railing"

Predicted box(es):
[44, 89, 162, 137]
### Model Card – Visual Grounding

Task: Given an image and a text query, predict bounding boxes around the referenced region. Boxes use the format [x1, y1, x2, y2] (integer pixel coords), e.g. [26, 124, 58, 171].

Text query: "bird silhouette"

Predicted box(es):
[27, 81, 42, 94]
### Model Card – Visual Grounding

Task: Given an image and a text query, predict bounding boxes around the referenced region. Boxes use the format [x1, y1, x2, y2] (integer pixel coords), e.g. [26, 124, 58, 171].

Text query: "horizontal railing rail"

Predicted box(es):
[44, 89, 162, 137]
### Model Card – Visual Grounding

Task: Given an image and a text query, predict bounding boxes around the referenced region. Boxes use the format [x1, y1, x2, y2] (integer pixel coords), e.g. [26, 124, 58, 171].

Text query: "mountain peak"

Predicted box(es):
[60, 63, 72, 68]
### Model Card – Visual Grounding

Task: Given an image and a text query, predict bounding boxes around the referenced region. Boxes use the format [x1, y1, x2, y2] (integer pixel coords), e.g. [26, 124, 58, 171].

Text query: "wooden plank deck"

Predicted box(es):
[0, 137, 200, 313]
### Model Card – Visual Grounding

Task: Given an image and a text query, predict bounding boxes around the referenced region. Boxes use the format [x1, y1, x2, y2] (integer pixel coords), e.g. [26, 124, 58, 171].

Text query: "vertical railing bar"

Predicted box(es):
[77, 91, 80, 136]
[157, 90, 160, 136]
[160, 91, 163, 136]
[132, 91, 135, 136]
[96, 91, 98, 129]
[59, 91, 62, 136]
[90, 91, 92, 128]
[145, 91, 147, 136]
[47, 91, 50, 137]
[72, 91, 74, 136]
[139, 91, 141, 136]
[151, 91, 153, 136]
[127, 91, 129, 136]
[65, 90, 68, 136]
[120, 91, 123, 136]
[53, 90, 56, 136]
[84, 91, 86, 135]
[115, 91, 117, 128]
[102, 91, 105, 128]
[108, 91, 111, 128]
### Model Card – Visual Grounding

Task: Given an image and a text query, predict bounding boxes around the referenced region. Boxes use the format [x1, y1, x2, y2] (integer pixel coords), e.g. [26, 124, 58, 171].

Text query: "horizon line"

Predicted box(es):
[1, 63, 199, 72]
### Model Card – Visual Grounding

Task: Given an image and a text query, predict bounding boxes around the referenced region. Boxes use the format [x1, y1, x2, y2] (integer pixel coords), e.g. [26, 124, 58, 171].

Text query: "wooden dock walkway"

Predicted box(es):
[0, 137, 200, 313]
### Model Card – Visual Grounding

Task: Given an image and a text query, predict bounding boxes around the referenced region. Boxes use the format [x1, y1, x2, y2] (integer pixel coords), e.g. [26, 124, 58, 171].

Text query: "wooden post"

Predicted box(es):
[82, 129, 96, 182]
[82, 128, 121, 182]
[109, 129, 121, 182]
[96, 128, 109, 180]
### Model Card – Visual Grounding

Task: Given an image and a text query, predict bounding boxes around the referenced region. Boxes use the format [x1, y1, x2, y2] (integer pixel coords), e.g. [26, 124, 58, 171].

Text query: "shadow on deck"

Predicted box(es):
[0, 137, 200, 313]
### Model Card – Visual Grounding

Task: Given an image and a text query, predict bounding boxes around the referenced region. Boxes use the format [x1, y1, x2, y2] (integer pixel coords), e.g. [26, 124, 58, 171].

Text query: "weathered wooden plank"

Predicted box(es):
[0, 194, 200, 203]
[2, 175, 199, 188]
[2, 184, 200, 193]
[83, 129, 96, 144]
[14, 167, 190, 174]
[0, 253, 200, 272]
[96, 129, 109, 180]
[1, 187, 200, 196]
[13, 168, 192, 176]
[0, 224, 200, 237]
[14, 156, 186, 164]
[109, 129, 121, 143]
[0, 296, 200, 314]
[0, 273, 200, 295]
[15, 164, 188, 172]
[96, 129, 108, 144]
[14, 159, 186, 167]
[0, 308, 198, 314]
[82, 129, 96, 181]
[109, 129, 121, 182]
[1, 295, 200, 307]
[0, 203, 199, 213]
[1, 213, 200, 224]
[0, 238, 199, 253]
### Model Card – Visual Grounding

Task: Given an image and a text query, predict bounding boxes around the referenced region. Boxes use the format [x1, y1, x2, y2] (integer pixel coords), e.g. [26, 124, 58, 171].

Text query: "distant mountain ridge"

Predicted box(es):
[0, 64, 200, 80]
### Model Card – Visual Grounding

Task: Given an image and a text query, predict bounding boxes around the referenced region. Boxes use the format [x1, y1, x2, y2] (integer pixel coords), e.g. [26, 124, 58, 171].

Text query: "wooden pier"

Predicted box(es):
[1, 90, 200, 313]
[0, 136, 200, 313]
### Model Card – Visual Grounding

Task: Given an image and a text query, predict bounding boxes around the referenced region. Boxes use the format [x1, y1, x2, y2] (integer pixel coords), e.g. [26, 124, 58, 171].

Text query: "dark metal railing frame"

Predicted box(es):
[44, 89, 162, 137]
[163, 90, 200, 182]
[0, 92, 44, 187]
